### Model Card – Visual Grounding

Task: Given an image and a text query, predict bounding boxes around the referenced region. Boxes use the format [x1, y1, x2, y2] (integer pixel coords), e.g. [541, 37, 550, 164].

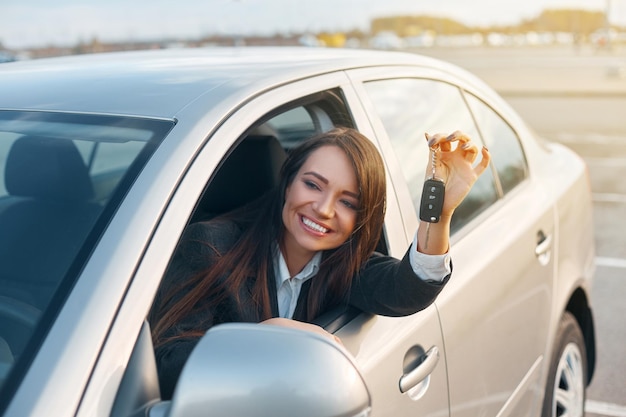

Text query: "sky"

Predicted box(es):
[1, 0, 623, 50]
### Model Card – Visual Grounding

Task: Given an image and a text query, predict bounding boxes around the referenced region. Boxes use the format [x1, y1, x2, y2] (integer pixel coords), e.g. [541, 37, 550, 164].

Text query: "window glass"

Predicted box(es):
[0, 111, 173, 399]
[363, 78, 498, 233]
[268, 107, 312, 132]
[0, 132, 19, 196]
[465, 94, 528, 194]
[267, 107, 317, 146]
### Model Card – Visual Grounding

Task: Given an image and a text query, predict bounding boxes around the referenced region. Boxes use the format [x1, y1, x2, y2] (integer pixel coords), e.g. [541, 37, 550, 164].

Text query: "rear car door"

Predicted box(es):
[350, 66, 555, 416]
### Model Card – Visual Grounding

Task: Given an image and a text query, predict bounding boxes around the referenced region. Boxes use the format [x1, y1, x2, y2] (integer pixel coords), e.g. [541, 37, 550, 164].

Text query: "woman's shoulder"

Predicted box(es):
[183, 218, 245, 249]
[163, 218, 245, 285]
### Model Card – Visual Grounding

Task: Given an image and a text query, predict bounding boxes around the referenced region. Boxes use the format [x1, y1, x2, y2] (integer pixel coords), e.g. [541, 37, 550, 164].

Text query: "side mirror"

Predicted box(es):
[159, 323, 371, 417]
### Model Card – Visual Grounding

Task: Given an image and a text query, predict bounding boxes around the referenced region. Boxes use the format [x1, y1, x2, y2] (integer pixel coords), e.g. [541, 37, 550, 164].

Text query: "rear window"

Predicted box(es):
[464, 93, 528, 195]
[0, 110, 173, 401]
[362, 77, 498, 234]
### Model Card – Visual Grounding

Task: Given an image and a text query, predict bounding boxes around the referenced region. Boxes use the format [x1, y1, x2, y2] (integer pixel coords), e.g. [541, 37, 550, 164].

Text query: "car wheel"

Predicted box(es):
[542, 312, 587, 417]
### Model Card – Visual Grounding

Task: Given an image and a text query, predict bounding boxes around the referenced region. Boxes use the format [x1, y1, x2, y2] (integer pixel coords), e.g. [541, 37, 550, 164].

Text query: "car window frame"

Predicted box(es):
[358, 75, 504, 234]
[345, 65, 534, 243]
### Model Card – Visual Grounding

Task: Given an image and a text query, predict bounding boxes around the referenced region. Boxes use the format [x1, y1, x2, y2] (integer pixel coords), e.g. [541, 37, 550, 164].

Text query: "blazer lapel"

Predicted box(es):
[267, 262, 280, 317]
[292, 279, 312, 321]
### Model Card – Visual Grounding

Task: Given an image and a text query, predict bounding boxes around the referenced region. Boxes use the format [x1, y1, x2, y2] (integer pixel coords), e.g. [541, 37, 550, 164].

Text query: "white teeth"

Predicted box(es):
[302, 217, 328, 233]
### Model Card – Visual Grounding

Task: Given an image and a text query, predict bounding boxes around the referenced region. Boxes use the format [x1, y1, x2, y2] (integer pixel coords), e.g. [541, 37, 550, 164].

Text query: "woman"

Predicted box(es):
[150, 126, 490, 399]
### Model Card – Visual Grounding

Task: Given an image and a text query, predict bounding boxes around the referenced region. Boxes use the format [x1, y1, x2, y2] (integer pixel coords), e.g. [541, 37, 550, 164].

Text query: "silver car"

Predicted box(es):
[0, 47, 595, 417]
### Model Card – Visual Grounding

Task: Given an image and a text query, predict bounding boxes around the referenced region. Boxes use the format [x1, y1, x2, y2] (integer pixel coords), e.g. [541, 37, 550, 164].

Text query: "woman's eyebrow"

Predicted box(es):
[303, 171, 328, 184]
[303, 171, 360, 199]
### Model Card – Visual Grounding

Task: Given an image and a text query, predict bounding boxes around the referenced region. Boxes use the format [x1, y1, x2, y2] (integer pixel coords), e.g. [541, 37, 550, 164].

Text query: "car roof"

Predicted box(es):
[0, 47, 454, 119]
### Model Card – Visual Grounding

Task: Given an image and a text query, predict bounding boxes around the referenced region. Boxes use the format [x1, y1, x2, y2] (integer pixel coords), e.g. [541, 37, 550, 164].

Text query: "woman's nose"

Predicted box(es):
[313, 194, 334, 218]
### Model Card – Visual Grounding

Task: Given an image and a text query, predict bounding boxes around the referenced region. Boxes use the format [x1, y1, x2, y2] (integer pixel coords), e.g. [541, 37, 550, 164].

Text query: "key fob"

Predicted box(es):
[419, 178, 445, 223]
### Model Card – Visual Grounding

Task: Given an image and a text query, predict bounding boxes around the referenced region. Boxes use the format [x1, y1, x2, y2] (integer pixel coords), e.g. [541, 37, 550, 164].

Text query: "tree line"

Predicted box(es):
[370, 9, 612, 37]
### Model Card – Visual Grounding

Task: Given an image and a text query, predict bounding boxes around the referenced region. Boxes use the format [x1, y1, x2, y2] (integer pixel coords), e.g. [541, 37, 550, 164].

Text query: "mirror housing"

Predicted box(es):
[157, 323, 371, 417]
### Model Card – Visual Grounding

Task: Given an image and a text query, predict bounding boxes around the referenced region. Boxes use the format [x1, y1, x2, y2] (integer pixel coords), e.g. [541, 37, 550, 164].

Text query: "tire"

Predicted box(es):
[541, 312, 587, 417]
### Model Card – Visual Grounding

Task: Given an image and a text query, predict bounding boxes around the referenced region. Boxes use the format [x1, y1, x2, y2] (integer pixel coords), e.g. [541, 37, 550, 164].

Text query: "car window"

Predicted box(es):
[465, 93, 528, 194]
[266, 107, 317, 144]
[0, 111, 173, 398]
[362, 78, 498, 233]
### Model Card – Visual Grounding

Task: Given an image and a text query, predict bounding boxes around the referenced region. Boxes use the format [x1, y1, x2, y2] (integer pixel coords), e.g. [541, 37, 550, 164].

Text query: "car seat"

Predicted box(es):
[0, 136, 102, 311]
[192, 134, 288, 221]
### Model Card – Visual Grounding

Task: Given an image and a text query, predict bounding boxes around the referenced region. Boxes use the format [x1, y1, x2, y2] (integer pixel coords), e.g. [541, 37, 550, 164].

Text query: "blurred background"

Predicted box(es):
[1, 0, 625, 59]
[1, 1, 625, 416]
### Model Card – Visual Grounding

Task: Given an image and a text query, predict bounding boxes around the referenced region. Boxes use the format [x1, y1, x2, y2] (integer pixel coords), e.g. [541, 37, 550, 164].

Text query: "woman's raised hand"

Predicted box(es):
[425, 131, 490, 218]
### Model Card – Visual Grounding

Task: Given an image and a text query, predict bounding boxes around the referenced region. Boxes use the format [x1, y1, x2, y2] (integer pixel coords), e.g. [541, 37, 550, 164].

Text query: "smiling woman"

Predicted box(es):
[148, 125, 488, 399]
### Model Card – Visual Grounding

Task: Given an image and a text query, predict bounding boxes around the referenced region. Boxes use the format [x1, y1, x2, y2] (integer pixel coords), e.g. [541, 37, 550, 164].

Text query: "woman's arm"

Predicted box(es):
[348, 131, 489, 317]
[348, 249, 450, 317]
[417, 131, 490, 254]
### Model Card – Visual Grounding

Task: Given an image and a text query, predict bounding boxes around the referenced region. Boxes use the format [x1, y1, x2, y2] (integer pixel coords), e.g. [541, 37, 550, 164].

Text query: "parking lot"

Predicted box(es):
[417, 44, 626, 416]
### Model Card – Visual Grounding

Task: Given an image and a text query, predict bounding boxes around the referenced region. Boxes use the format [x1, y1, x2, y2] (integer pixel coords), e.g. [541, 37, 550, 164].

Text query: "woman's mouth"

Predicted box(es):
[301, 216, 329, 234]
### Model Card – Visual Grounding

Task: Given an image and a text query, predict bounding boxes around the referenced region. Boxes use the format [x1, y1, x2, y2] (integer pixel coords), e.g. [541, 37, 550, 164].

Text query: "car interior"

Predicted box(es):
[0, 136, 101, 310]
[189, 130, 287, 224]
[0, 114, 172, 400]
[0, 136, 103, 387]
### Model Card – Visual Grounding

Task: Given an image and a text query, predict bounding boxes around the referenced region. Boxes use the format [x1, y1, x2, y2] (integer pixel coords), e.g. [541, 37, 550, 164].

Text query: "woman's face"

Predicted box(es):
[282, 145, 360, 262]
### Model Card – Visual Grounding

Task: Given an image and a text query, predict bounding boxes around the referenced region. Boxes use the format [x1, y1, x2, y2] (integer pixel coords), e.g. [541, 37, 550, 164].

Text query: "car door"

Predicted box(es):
[349, 67, 555, 416]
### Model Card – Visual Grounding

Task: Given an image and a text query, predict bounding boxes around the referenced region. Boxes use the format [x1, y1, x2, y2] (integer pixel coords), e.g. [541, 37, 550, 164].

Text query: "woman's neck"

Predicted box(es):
[279, 238, 316, 277]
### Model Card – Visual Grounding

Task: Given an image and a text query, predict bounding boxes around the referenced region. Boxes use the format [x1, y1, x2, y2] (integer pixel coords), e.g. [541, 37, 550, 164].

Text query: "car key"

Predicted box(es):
[419, 141, 445, 223]
[420, 178, 445, 223]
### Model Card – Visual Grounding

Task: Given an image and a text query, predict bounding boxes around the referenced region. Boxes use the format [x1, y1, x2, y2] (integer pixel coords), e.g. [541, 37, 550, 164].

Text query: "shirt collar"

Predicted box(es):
[274, 244, 322, 288]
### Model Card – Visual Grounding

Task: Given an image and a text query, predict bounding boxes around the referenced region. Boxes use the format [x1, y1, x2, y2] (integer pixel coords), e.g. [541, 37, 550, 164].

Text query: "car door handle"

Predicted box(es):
[399, 346, 439, 394]
[535, 230, 552, 266]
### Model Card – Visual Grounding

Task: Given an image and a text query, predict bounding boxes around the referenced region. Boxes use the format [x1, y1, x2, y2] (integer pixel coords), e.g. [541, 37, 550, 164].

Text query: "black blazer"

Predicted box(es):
[151, 219, 450, 399]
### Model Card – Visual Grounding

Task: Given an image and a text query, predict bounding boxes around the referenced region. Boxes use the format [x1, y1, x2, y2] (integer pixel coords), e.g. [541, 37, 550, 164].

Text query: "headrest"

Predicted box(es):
[203, 135, 287, 215]
[5, 136, 94, 201]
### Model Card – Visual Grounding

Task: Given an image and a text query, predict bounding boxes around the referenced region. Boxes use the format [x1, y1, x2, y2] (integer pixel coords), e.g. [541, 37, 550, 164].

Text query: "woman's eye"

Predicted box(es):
[341, 199, 358, 210]
[304, 180, 320, 190]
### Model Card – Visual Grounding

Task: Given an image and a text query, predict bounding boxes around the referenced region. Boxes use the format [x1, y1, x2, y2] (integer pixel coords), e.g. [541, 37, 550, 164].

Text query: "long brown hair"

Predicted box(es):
[151, 127, 386, 346]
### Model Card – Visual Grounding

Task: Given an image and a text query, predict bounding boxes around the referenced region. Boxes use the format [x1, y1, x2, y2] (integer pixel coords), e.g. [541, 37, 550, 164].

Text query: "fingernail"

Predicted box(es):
[446, 133, 455, 141]
[483, 145, 489, 151]
[424, 132, 431, 141]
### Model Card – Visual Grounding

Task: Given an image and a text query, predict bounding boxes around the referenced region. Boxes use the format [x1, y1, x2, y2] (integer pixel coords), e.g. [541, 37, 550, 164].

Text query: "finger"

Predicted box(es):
[446, 130, 471, 145]
[439, 139, 453, 153]
[474, 146, 491, 176]
[425, 132, 448, 148]
[460, 140, 479, 163]
[440, 131, 471, 152]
